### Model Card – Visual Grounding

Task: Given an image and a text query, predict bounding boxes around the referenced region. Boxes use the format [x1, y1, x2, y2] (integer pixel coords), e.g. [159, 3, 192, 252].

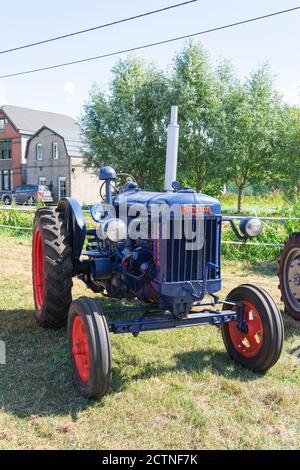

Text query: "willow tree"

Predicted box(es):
[274, 105, 300, 198]
[216, 64, 282, 212]
[80, 56, 170, 190]
[171, 41, 222, 194]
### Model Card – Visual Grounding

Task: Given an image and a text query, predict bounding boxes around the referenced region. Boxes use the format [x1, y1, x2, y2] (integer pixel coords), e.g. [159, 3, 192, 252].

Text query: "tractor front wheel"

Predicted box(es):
[68, 297, 112, 399]
[221, 284, 283, 372]
[32, 207, 73, 328]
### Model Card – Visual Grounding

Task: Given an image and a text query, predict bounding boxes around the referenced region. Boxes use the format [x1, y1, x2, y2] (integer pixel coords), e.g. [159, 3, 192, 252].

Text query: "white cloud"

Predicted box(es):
[61, 81, 76, 95]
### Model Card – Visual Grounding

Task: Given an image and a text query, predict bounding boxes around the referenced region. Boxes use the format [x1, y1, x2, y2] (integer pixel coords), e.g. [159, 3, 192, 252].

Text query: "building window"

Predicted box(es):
[0, 140, 12, 159]
[58, 177, 67, 199]
[0, 118, 7, 133]
[0, 169, 13, 191]
[36, 143, 43, 161]
[39, 176, 46, 186]
[52, 142, 59, 160]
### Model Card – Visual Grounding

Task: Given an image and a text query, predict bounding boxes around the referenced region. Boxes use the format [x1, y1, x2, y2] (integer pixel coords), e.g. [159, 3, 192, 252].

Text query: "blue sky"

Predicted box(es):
[0, 0, 299, 119]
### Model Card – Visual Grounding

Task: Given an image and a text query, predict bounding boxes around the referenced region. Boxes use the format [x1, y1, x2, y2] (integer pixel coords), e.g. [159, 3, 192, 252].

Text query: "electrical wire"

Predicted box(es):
[1, 5, 299, 79]
[0, 1, 199, 55]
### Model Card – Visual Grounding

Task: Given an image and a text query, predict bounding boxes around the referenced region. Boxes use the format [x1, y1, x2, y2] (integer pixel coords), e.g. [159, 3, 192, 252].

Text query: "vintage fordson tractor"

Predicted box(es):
[32, 107, 283, 399]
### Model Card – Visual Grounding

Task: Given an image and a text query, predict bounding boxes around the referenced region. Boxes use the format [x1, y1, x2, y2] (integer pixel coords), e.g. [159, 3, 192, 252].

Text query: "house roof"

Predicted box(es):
[0, 104, 82, 157]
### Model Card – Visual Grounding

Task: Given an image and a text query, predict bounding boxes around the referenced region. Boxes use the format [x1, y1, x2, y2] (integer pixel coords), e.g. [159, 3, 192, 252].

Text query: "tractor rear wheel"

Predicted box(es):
[68, 297, 112, 399]
[278, 232, 300, 321]
[221, 284, 283, 372]
[32, 207, 73, 328]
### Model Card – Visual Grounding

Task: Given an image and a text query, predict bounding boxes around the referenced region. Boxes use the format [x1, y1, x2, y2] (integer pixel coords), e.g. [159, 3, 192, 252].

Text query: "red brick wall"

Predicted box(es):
[0, 112, 22, 187]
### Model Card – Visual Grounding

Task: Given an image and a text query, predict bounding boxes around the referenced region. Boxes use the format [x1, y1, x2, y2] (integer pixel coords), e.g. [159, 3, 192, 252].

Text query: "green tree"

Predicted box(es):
[80, 56, 170, 189]
[171, 41, 223, 194]
[274, 105, 300, 198]
[215, 64, 282, 212]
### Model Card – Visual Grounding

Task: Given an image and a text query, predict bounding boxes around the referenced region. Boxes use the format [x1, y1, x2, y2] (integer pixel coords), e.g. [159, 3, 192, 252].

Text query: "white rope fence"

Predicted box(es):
[1, 205, 300, 218]
[0, 225, 286, 247]
[0, 205, 92, 213]
[0, 206, 295, 247]
[221, 240, 283, 247]
[0, 224, 32, 231]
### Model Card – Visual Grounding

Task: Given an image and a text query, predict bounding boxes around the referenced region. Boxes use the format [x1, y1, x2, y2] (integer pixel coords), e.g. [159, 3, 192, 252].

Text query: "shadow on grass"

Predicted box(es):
[246, 261, 279, 277]
[125, 349, 263, 387]
[0, 309, 93, 419]
[0, 307, 295, 419]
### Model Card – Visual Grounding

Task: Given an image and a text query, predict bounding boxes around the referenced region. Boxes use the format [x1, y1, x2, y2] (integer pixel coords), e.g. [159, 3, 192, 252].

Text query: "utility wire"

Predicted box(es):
[0, 0, 198, 55]
[1, 5, 299, 79]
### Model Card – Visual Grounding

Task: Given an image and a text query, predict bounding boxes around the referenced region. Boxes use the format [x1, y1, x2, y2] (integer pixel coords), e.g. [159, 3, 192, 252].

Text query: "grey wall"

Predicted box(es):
[26, 128, 70, 202]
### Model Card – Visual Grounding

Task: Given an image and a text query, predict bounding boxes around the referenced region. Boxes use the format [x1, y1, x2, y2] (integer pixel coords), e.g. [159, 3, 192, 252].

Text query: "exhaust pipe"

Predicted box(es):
[164, 106, 179, 191]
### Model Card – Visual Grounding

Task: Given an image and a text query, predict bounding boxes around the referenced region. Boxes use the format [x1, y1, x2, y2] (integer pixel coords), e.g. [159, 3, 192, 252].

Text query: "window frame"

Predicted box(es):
[0, 139, 12, 160]
[0, 169, 13, 191]
[36, 143, 43, 161]
[52, 142, 59, 160]
[39, 176, 46, 186]
[58, 176, 67, 199]
[0, 118, 7, 133]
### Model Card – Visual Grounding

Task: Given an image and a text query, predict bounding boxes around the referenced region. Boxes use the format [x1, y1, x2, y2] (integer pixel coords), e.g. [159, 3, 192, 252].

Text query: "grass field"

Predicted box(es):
[0, 235, 300, 450]
[220, 192, 288, 215]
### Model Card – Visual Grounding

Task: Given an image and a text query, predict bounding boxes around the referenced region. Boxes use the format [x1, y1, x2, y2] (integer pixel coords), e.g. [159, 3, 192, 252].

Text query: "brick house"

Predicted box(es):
[0, 106, 23, 191]
[0, 105, 99, 204]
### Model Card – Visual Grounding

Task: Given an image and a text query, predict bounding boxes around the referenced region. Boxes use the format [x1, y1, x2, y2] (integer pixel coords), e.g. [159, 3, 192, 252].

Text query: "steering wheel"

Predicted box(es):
[99, 173, 136, 201]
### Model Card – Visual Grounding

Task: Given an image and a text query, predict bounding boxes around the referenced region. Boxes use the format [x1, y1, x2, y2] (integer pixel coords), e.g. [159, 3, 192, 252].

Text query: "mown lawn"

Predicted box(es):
[0, 235, 299, 450]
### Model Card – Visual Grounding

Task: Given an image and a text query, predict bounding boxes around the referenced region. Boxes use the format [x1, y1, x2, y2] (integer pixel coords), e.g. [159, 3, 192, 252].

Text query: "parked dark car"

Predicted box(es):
[2, 184, 53, 205]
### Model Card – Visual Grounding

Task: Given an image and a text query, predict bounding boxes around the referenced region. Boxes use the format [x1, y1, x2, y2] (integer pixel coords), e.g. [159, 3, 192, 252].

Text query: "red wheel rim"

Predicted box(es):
[72, 316, 90, 383]
[33, 227, 44, 310]
[229, 300, 263, 358]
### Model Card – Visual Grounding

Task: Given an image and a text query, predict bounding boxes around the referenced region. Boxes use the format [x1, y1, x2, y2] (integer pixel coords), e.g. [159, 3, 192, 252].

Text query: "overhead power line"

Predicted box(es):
[0, 0, 198, 55]
[0, 5, 299, 80]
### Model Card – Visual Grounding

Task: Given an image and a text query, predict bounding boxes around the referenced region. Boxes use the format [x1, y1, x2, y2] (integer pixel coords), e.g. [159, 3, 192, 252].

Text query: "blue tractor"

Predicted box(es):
[32, 108, 283, 399]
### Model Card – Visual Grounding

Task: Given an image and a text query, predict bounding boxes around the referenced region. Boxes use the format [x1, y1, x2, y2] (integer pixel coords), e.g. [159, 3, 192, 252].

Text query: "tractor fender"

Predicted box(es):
[57, 197, 86, 262]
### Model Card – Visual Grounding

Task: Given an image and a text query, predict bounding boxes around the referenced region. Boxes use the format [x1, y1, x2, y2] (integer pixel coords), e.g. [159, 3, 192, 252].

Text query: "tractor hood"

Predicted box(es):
[114, 188, 221, 217]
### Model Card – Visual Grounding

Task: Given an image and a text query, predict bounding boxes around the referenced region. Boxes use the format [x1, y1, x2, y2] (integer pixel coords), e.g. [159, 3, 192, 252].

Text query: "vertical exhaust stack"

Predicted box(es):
[164, 106, 179, 191]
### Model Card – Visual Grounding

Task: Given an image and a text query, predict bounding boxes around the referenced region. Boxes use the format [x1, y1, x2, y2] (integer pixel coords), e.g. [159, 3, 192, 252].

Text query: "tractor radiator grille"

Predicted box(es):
[156, 216, 221, 283]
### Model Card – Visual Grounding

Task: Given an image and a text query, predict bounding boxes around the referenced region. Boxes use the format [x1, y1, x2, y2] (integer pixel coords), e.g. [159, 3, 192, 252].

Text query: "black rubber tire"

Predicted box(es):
[278, 232, 300, 321]
[221, 284, 284, 372]
[68, 297, 112, 399]
[32, 207, 73, 328]
[3, 196, 10, 205]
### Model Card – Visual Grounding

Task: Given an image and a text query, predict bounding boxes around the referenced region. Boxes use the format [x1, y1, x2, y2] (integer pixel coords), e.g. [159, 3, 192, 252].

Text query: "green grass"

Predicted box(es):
[220, 192, 287, 215]
[0, 235, 300, 449]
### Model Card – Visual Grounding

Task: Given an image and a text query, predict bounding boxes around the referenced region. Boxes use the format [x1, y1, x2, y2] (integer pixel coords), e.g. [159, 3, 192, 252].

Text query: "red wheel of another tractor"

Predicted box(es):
[33, 227, 44, 310]
[72, 316, 90, 383]
[222, 284, 283, 372]
[228, 300, 263, 358]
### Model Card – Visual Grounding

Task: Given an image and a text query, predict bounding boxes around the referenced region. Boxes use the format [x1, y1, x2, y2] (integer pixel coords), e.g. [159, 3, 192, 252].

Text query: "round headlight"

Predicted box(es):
[239, 217, 263, 238]
[96, 218, 127, 242]
[91, 204, 105, 223]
